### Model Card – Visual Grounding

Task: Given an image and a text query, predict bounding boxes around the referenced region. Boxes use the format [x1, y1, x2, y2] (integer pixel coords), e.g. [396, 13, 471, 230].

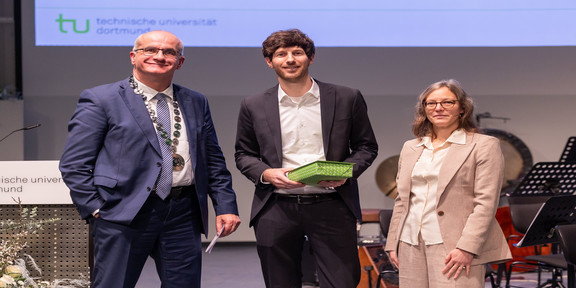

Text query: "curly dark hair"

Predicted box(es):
[262, 29, 315, 60]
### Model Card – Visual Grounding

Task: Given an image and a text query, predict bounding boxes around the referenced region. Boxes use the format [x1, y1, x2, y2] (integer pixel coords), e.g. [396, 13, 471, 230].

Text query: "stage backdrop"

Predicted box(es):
[15, 1, 576, 242]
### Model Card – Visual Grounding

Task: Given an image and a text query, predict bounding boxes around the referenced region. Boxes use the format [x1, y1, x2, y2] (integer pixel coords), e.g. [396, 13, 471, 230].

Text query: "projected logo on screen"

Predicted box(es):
[35, 1, 576, 47]
[56, 14, 89, 34]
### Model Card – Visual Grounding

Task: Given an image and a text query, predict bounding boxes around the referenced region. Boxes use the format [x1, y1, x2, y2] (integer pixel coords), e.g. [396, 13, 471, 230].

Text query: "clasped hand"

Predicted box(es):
[442, 248, 473, 279]
[215, 214, 241, 237]
[388, 248, 473, 279]
[262, 168, 346, 189]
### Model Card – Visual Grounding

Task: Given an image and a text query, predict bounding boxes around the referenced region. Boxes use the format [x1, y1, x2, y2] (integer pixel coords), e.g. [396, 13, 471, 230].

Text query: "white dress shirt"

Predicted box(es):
[400, 129, 466, 245]
[275, 78, 332, 194]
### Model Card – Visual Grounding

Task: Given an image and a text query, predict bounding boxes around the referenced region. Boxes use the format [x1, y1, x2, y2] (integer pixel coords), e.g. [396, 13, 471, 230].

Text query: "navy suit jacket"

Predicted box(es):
[60, 78, 238, 235]
[235, 79, 378, 225]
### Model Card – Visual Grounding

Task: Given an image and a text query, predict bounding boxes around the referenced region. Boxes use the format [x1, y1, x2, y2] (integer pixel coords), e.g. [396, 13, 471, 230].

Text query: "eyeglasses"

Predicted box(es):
[134, 47, 181, 58]
[424, 100, 457, 109]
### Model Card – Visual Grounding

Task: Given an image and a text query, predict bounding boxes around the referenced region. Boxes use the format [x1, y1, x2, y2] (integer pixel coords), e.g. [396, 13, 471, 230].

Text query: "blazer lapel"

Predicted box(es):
[436, 134, 476, 197]
[264, 86, 283, 166]
[398, 143, 424, 197]
[119, 79, 161, 155]
[318, 80, 335, 154]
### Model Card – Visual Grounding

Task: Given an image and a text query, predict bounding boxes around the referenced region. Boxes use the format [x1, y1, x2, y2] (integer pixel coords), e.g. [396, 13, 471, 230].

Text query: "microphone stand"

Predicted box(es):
[0, 124, 41, 143]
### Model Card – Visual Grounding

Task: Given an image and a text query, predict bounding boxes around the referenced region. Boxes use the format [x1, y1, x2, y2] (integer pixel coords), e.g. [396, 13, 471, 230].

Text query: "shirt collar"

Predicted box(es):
[133, 77, 174, 101]
[416, 129, 467, 149]
[448, 129, 467, 144]
[277, 78, 320, 102]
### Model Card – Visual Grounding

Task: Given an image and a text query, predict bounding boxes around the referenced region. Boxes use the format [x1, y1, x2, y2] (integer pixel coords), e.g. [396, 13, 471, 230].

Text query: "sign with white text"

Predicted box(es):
[0, 161, 72, 204]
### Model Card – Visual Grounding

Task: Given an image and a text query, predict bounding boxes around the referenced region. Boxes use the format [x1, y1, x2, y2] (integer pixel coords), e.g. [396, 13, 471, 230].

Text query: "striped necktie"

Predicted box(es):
[154, 93, 172, 199]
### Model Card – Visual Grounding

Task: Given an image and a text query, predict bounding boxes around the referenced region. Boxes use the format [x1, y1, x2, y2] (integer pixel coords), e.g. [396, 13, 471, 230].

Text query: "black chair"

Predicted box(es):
[556, 224, 576, 288]
[375, 209, 398, 288]
[486, 263, 502, 288]
[378, 209, 393, 239]
[505, 195, 567, 288]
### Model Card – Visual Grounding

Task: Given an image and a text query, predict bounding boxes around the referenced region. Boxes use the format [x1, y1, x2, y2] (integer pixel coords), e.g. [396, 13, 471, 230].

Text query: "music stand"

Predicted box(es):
[560, 137, 576, 163]
[516, 195, 576, 248]
[508, 162, 576, 197]
[517, 195, 576, 288]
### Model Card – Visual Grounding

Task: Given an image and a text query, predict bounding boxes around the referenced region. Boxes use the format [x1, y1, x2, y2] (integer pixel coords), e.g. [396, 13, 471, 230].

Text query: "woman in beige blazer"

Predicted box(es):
[385, 79, 511, 287]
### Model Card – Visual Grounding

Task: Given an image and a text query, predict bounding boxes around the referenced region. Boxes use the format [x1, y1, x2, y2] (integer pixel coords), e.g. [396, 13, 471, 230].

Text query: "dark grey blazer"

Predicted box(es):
[235, 79, 378, 225]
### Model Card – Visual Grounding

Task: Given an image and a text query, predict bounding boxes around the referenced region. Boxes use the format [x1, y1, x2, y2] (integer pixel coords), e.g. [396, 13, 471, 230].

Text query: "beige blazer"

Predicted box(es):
[385, 132, 512, 265]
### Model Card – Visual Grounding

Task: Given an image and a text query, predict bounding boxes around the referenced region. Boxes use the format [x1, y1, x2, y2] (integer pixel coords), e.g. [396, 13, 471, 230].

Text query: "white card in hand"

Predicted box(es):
[205, 225, 225, 254]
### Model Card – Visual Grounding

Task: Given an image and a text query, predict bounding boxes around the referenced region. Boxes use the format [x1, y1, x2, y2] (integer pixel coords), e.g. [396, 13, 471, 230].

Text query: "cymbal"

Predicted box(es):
[375, 155, 400, 199]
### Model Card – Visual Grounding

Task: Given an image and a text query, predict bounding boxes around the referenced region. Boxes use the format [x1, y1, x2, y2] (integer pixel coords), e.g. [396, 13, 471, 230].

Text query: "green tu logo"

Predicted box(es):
[56, 14, 90, 33]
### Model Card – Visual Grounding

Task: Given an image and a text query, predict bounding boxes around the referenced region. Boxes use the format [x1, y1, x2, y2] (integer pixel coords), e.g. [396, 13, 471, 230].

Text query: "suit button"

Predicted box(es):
[437, 211, 445, 216]
[147, 187, 152, 192]
[156, 162, 162, 167]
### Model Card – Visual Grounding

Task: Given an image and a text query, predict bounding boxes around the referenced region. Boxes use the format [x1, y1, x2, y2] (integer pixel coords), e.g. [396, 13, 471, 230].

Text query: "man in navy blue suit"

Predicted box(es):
[60, 30, 241, 288]
[235, 29, 378, 288]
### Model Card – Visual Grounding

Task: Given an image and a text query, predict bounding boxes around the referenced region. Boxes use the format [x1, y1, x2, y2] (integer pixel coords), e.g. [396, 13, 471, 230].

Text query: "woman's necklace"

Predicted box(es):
[129, 75, 185, 171]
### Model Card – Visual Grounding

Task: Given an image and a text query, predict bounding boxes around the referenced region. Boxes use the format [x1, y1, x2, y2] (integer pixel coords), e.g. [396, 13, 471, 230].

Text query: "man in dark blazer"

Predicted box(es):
[235, 29, 378, 288]
[59, 30, 241, 288]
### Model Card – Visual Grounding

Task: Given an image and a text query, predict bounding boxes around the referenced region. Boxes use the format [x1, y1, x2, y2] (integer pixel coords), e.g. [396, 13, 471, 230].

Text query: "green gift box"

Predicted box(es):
[287, 161, 355, 186]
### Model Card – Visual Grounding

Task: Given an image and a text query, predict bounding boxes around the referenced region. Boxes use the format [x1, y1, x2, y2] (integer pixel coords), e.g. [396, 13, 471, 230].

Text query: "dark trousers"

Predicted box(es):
[90, 189, 202, 288]
[254, 194, 360, 288]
